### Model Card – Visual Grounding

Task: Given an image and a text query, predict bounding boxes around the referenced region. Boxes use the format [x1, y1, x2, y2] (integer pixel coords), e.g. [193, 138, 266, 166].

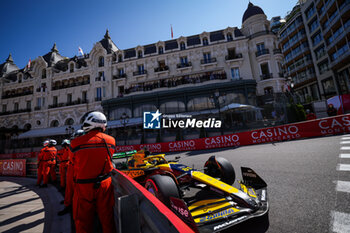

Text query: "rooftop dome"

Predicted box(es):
[242, 2, 265, 23]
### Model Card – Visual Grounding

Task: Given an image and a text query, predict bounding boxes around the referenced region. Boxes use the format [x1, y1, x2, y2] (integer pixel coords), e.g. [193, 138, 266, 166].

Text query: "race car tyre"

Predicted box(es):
[204, 156, 235, 185]
[145, 175, 180, 207]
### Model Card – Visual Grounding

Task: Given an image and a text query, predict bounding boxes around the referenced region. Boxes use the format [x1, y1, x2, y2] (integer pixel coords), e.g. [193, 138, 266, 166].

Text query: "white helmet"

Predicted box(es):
[43, 140, 50, 147]
[82, 111, 107, 132]
[49, 139, 57, 146]
[62, 139, 70, 146]
[71, 129, 85, 139]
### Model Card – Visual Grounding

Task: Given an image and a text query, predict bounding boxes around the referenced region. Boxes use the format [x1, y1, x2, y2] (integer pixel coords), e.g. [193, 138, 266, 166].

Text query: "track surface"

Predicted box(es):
[164, 135, 350, 233]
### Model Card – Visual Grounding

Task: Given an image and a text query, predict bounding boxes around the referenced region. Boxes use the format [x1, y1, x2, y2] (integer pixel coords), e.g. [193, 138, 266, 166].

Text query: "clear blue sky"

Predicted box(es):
[0, 0, 297, 68]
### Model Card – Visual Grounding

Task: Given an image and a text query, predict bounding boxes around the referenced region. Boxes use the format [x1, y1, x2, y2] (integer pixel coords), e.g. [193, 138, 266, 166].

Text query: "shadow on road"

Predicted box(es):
[221, 214, 270, 233]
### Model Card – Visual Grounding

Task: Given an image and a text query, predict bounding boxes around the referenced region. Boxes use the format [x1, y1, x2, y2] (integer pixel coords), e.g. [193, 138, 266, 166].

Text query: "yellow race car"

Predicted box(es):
[113, 150, 268, 232]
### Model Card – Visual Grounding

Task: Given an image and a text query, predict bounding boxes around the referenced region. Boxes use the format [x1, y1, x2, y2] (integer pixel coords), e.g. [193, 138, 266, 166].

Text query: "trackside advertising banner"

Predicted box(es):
[115, 114, 350, 153]
[0, 152, 38, 160]
[0, 159, 26, 176]
[1, 115, 349, 156]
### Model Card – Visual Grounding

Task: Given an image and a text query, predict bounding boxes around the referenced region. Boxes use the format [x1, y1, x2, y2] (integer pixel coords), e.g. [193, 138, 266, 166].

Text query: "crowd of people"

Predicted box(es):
[123, 71, 227, 95]
[36, 111, 116, 233]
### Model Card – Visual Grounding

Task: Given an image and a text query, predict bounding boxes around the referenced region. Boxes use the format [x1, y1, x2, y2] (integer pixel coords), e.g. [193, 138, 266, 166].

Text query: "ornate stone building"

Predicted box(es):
[0, 2, 285, 150]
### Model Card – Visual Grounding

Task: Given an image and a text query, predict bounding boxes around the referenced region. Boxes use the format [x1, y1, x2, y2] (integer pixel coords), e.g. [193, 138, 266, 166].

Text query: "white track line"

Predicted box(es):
[340, 141, 350, 144]
[335, 181, 350, 193]
[340, 147, 350, 150]
[340, 154, 350, 159]
[341, 137, 350, 140]
[331, 211, 350, 233]
[337, 164, 350, 171]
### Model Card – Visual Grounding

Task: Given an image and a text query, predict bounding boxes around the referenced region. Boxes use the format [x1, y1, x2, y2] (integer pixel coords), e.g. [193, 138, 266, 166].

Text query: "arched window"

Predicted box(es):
[138, 50, 143, 58]
[24, 123, 32, 131]
[98, 56, 104, 67]
[70, 63, 74, 73]
[65, 118, 74, 126]
[227, 33, 233, 41]
[118, 55, 123, 62]
[180, 42, 186, 50]
[50, 120, 59, 127]
[264, 87, 274, 95]
[158, 46, 164, 54]
[202, 37, 209, 46]
[42, 69, 46, 79]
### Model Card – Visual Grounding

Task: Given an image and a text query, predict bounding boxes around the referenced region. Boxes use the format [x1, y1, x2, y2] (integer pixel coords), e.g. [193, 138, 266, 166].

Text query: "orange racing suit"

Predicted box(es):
[36, 149, 45, 185]
[64, 148, 75, 207]
[57, 147, 70, 188]
[42, 146, 57, 185]
[70, 129, 116, 233]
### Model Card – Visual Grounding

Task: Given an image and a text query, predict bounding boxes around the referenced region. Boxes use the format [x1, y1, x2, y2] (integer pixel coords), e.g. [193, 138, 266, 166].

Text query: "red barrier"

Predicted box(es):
[0, 159, 26, 176]
[115, 114, 350, 153]
[0, 151, 38, 160]
[1, 115, 350, 156]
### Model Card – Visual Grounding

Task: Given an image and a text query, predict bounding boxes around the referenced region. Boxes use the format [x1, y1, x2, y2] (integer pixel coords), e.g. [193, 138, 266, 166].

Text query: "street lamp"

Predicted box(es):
[120, 112, 129, 145]
[213, 90, 225, 135]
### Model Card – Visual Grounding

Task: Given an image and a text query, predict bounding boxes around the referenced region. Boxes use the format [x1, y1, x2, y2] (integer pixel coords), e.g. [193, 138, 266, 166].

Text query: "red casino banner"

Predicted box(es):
[0, 159, 26, 176]
[121, 114, 350, 153]
[0, 115, 349, 157]
[0, 151, 38, 160]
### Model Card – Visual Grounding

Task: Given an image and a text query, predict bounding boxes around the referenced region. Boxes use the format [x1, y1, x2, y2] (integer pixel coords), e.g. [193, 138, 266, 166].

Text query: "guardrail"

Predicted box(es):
[111, 169, 195, 233]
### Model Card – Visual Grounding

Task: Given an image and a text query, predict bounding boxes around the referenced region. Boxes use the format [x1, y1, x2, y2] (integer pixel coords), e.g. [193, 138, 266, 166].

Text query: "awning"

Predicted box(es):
[17, 124, 82, 139]
[220, 103, 252, 112]
[108, 117, 143, 128]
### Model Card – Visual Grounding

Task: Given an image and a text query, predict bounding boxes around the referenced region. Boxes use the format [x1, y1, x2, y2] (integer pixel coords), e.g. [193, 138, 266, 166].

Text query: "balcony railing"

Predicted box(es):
[113, 73, 127, 79]
[176, 62, 192, 69]
[48, 99, 89, 109]
[133, 70, 147, 76]
[95, 97, 102, 101]
[0, 108, 31, 116]
[34, 106, 41, 111]
[200, 57, 217, 64]
[260, 73, 273, 80]
[51, 80, 90, 91]
[225, 54, 243, 60]
[1, 90, 34, 99]
[273, 49, 282, 54]
[256, 49, 270, 57]
[125, 71, 227, 95]
[154, 66, 169, 73]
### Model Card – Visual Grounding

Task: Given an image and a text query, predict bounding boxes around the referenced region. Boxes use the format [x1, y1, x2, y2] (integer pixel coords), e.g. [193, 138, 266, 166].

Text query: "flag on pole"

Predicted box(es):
[78, 46, 84, 56]
[171, 24, 173, 39]
[26, 58, 31, 71]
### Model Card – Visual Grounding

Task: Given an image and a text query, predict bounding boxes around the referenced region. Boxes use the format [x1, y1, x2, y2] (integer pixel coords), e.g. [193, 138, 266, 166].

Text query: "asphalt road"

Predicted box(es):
[165, 134, 350, 233]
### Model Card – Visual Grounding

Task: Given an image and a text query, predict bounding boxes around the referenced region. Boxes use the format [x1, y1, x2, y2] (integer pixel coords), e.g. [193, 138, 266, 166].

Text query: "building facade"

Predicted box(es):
[278, 0, 350, 103]
[0, 2, 285, 150]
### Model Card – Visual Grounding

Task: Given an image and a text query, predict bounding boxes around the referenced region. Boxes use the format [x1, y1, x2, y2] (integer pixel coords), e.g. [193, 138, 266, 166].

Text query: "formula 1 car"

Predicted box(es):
[113, 150, 268, 232]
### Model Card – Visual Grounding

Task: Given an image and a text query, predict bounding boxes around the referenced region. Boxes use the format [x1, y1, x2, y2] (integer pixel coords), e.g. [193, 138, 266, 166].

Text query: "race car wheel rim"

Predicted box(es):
[145, 179, 159, 197]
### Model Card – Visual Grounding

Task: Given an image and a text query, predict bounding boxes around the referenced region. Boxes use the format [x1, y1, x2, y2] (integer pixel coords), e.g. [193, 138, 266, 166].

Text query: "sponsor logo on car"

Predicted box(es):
[199, 207, 237, 223]
[213, 215, 248, 231]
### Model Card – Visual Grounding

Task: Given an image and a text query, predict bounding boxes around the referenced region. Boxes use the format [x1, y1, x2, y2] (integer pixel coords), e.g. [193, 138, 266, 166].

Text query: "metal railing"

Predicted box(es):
[256, 49, 270, 57]
[225, 54, 243, 60]
[200, 57, 217, 64]
[133, 70, 147, 76]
